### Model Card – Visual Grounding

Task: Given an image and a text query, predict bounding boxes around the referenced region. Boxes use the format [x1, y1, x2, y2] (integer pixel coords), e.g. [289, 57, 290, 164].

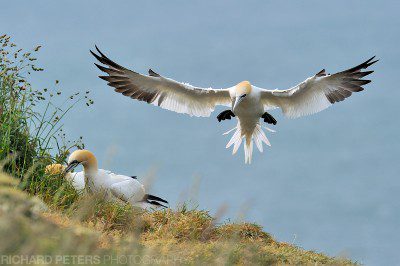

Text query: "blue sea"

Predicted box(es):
[2, 1, 399, 264]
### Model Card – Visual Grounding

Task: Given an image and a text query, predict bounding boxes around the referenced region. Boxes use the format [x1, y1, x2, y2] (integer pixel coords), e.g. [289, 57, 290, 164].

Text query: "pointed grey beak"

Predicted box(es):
[233, 96, 244, 111]
[64, 161, 80, 174]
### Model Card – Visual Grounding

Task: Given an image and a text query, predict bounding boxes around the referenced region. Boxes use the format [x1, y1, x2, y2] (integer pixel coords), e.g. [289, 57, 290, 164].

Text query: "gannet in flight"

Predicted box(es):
[64, 150, 168, 208]
[91, 46, 377, 163]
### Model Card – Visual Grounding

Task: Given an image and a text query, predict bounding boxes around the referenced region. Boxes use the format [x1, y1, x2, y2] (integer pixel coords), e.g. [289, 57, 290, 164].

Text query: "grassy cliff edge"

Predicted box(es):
[0, 172, 355, 265]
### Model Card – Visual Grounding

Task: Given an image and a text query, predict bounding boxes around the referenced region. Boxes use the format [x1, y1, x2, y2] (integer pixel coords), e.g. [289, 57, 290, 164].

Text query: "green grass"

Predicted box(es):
[0, 34, 91, 206]
[0, 34, 357, 265]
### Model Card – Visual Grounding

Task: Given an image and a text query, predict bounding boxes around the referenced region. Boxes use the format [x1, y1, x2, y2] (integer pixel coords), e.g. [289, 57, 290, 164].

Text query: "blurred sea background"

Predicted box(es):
[1, 1, 399, 265]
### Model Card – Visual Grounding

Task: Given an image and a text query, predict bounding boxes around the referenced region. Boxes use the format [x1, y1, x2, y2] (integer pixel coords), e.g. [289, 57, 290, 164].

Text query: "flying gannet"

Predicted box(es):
[64, 150, 168, 208]
[91, 46, 378, 163]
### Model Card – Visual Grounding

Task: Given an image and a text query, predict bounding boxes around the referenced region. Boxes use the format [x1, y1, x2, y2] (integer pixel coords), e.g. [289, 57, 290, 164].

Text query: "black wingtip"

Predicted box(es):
[94, 45, 108, 59]
[90, 45, 127, 72]
[367, 59, 379, 67]
[367, 55, 375, 62]
[148, 68, 161, 77]
[94, 63, 105, 72]
[315, 69, 326, 77]
[90, 45, 103, 57]
[89, 49, 97, 58]
[90, 49, 103, 62]
[95, 45, 101, 54]
[343, 56, 379, 74]
[145, 194, 169, 204]
[148, 201, 168, 208]
[365, 56, 379, 66]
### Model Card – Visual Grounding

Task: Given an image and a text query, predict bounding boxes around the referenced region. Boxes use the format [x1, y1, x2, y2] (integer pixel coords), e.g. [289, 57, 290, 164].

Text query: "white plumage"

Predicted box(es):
[66, 171, 85, 191]
[64, 150, 168, 208]
[91, 46, 377, 163]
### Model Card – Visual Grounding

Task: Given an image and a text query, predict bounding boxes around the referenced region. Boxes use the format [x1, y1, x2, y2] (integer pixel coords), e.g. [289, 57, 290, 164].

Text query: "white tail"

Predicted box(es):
[224, 122, 274, 164]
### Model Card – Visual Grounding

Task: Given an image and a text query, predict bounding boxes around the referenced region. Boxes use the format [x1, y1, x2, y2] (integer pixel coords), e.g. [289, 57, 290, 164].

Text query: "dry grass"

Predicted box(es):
[0, 171, 357, 265]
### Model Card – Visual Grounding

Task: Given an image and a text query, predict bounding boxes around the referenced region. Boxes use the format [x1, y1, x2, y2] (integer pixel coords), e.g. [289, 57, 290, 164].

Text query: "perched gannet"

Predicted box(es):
[91, 46, 378, 163]
[64, 150, 168, 208]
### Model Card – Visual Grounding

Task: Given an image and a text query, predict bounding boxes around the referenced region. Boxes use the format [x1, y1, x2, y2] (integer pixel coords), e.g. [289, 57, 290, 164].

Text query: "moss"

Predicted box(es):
[216, 222, 273, 242]
[141, 208, 215, 241]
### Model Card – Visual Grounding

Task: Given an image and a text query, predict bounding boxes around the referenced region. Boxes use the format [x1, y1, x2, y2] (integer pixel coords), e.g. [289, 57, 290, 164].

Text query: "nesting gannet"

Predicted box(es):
[64, 150, 168, 208]
[91, 46, 378, 163]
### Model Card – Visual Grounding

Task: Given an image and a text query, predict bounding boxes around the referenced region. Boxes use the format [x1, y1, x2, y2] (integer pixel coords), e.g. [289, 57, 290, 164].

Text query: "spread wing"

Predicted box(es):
[91, 46, 231, 117]
[260, 57, 378, 118]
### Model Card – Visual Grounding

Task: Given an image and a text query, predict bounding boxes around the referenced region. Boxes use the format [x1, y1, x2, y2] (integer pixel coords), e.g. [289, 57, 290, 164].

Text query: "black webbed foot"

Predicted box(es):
[217, 110, 235, 122]
[261, 112, 277, 125]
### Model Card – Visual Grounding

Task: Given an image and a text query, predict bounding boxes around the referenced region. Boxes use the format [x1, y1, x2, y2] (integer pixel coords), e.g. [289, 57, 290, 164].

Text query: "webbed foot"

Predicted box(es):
[261, 112, 277, 125]
[217, 110, 235, 122]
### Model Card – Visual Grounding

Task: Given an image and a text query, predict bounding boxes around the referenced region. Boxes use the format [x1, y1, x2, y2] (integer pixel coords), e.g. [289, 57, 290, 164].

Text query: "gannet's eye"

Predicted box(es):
[241, 94, 247, 98]
[64, 160, 81, 173]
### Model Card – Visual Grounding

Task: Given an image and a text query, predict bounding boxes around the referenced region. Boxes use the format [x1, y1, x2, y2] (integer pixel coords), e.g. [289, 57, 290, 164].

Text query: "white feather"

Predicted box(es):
[258, 57, 377, 119]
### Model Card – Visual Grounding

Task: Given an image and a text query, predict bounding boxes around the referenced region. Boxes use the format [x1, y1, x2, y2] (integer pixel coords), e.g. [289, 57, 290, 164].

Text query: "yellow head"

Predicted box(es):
[232, 81, 252, 110]
[65, 149, 98, 173]
[235, 81, 252, 97]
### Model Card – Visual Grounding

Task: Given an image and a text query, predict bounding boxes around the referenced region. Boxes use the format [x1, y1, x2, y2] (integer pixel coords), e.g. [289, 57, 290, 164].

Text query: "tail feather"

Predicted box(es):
[263, 126, 276, 133]
[145, 194, 168, 204]
[143, 194, 169, 208]
[224, 122, 274, 164]
[232, 136, 243, 154]
[223, 127, 237, 135]
[255, 124, 271, 147]
[147, 200, 168, 208]
[244, 138, 253, 164]
[226, 124, 243, 155]
[253, 126, 264, 152]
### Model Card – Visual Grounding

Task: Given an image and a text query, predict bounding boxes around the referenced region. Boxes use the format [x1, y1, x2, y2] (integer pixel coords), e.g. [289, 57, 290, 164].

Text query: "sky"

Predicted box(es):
[1, 1, 400, 265]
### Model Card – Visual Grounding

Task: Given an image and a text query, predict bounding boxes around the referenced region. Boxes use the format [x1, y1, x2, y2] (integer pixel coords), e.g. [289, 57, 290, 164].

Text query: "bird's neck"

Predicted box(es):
[83, 166, 98, 177]
[82, 161, 98, 192]
[82, 155, 98, 175]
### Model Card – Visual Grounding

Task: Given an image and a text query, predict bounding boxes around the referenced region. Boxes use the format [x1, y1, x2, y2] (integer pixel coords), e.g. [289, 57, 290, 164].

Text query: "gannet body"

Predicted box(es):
[67, 172, 85, 191]
[91, 46, 377, 163]
[65, 150, 168, 208]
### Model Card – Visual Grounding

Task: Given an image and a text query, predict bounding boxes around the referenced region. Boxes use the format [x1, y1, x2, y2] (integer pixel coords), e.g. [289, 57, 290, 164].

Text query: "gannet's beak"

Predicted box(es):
[64, 160, 80, 173]
[233, 96, 244, 111]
